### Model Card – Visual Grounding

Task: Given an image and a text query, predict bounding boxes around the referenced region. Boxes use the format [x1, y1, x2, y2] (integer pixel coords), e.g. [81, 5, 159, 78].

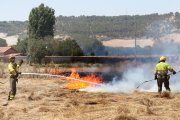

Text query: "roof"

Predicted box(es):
[0, 47, 12, 53]
[6, 53, 21, 56]
[0, 47, 19, 56]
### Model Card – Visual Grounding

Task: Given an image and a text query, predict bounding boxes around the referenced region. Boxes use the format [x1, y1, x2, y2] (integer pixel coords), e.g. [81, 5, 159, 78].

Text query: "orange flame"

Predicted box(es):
[65, 68, 103, 90]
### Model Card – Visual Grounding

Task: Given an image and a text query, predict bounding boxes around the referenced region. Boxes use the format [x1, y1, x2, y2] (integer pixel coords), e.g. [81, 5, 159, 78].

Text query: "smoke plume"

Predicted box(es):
[82, 18, 180, 93]
[82, 65, 180, 93]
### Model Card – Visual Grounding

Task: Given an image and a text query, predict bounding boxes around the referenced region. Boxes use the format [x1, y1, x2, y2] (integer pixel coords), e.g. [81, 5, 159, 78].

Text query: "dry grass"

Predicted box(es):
[0, 77, 180, 120]
[102, 38, 154, 48]
[102, 34, 180, 48]
[161, 91, 172, 98]
[0, 62, 180, 120]
[0, 32, 18, 46]
[114, 115, 137, 120]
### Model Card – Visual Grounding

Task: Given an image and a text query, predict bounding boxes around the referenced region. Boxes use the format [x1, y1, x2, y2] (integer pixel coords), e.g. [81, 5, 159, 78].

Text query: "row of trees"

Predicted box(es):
[14, 4, 85, 63]
[53, 12, 180, 39]
[2, 12, 180, 39]
[0, 21, 27, 36]
[0, 38, 7, 47]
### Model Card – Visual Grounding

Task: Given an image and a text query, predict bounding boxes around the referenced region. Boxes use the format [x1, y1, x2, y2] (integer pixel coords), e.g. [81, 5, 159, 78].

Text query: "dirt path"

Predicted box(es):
[0, 78, 180, 120]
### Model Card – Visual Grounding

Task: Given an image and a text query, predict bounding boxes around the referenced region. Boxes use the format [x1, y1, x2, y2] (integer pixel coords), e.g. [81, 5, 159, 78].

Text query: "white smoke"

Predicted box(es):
[81, 66, 180, 93]
[82, 18, 180, 93]
[169, 75, 180, 92]
[81, 67, 154, 93]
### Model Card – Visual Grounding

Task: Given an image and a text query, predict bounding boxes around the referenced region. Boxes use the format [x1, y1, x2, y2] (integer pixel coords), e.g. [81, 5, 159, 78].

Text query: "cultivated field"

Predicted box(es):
[102, 38, 154, 48]
[102, 33, 180, 48]
[0, 33, 19, 46]
[2, 32, 180, 47]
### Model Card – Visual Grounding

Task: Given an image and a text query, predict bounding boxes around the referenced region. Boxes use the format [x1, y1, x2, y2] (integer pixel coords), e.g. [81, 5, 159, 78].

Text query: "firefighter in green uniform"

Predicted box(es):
[8, 55, 23, 100]
[154, 56, 176, 95]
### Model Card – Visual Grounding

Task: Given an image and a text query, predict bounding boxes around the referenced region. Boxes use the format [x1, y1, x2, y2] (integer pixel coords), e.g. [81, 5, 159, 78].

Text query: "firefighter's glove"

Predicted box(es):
[154, 75, 157, 80]
[18, 60, 24, 66]
[173, 71, 176, 75]
[16, 72, 21, 77]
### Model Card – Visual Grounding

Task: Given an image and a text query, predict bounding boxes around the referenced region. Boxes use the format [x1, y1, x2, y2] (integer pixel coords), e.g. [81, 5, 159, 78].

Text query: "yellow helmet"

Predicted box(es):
[160, 56, 166, 61]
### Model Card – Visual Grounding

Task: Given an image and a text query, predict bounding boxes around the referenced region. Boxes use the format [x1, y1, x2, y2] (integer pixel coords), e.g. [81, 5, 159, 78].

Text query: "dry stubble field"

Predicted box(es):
[0, 77, 180, 120]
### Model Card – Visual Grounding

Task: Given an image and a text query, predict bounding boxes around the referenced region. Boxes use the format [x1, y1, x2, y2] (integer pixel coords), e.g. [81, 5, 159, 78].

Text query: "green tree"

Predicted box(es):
[74, 36, 105, 55]
[28, 3, 55, 38]
[27, 38, 47, 63]
[57, 39, 84, 56]
[27, 3, 55, 63]
[0, 38, 7, 47]
[43, 37, 56, 56]
[13, 38, 28, 55]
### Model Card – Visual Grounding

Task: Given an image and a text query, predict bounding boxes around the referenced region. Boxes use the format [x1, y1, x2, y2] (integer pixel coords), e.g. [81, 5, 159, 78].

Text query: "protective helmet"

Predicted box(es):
[160, 56, 166, 61]
[9, 55, 15, 60]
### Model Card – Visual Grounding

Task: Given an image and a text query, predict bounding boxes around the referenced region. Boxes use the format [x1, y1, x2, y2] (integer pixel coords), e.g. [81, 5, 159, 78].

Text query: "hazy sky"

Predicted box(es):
[0, 0, 180, 21]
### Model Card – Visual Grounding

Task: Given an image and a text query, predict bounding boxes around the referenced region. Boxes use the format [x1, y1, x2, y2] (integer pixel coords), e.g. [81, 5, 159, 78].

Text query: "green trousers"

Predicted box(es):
[157, 75, 170, 93]
[9, 76, 17, 96]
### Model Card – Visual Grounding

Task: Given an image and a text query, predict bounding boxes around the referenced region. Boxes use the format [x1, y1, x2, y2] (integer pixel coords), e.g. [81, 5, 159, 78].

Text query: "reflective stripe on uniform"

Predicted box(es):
[8, 95, 15, 100]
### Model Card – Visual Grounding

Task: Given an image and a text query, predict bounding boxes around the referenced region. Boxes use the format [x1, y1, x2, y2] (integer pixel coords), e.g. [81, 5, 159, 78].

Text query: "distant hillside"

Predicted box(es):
[0, 21, 27, 36]
[0, 33, 19, 46]
[1, 12, 180, 40]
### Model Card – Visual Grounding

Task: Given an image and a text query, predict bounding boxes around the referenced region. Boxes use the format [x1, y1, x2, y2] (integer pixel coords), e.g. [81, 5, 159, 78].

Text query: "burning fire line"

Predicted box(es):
[21, 72, 101, 86]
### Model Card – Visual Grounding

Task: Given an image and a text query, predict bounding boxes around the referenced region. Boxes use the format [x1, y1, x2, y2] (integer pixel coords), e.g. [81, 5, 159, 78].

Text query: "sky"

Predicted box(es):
[0, 0, 180, 21]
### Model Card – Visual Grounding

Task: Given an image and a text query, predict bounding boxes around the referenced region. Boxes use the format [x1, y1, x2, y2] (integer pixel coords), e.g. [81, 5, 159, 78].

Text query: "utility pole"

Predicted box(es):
[134, 15, 137, 64]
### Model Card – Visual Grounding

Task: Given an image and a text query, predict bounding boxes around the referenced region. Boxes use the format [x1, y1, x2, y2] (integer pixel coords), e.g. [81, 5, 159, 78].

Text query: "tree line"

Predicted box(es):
[1, 12, 180, 39]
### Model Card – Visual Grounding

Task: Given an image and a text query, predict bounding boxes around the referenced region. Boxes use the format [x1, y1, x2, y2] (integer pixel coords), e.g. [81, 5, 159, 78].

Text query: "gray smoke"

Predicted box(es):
[82, 18, 180, 93]
[146, 19, 180, 55]
[81, 67, 154, 93]
[82, 65, 180, 93]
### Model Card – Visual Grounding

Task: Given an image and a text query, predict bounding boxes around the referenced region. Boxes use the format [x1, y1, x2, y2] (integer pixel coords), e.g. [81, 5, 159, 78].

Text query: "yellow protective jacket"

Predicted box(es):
[8, 62, 19, 76]
[155, 62, 174, 75]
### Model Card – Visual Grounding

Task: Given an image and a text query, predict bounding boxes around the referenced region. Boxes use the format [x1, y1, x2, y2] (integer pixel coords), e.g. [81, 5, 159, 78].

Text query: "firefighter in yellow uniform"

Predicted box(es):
[8, 55, 23, 100]
[154, 56, 176, 95]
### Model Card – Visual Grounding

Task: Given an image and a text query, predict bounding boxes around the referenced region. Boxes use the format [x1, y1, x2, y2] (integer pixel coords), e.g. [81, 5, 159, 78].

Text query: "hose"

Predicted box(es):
[136, 71, 180, 89]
